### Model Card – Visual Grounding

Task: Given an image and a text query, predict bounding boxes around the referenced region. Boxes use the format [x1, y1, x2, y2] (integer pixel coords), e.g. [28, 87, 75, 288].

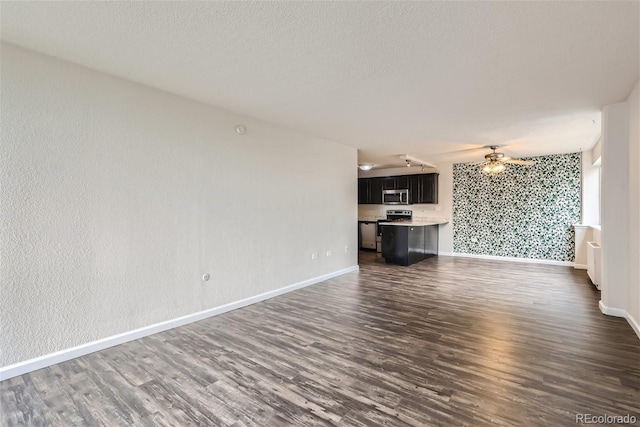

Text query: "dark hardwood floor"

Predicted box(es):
[2, 252, 639, 426]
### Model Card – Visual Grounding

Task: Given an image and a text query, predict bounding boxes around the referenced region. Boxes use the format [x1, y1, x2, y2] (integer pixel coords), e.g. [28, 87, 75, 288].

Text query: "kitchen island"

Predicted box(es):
[379, 220, 448, 266]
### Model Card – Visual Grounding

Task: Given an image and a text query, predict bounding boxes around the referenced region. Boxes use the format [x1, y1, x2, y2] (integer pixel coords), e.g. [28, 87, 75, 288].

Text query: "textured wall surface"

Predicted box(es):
[0, 44, 357, 367]
[2, 1, 633, 159]
[453, 153, 581, 261]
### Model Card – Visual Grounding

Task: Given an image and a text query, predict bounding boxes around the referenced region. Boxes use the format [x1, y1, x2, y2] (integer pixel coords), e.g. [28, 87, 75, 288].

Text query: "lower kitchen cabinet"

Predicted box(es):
[380, 224, 439, 266]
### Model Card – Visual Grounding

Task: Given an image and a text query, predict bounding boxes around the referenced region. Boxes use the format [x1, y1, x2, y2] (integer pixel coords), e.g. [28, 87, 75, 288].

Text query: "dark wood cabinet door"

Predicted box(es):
[425, 174, 439, 203]
[381, 225, 409, 266]
[382, 177, 396, 190]
[395, 176, 409, 190]
[407, 226, 425, 265]
[431, 173, 439, 203]
[417, 173, 439, 204]
[369, 178, 384, 204]
[408, 175, 420, 204]
[358, 179, 369, 204]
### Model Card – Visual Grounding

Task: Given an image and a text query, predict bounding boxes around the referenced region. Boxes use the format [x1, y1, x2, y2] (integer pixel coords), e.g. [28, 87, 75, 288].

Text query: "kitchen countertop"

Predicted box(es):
[377, 220, 448, 226]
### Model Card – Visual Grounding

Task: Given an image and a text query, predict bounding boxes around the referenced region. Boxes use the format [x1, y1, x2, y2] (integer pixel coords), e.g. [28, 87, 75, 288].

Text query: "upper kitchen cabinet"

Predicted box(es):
[382, 176, 409, 190]
[369, 178, 384, 204]
[358, 177, 384, 204]
[358, 178, 369, 205]
[395, 176, 409, 190]
[414, 173, 438, 204]
[382, 177, 395, 190]
[358, 173, 438, 204]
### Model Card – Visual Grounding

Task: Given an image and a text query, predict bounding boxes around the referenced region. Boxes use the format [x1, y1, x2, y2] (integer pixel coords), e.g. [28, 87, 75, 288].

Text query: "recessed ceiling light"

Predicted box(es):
[358, 164, 374, 171]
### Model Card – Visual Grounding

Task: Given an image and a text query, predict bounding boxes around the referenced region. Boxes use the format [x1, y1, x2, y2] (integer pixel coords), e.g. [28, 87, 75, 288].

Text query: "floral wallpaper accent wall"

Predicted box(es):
[453, 152, 581, 261]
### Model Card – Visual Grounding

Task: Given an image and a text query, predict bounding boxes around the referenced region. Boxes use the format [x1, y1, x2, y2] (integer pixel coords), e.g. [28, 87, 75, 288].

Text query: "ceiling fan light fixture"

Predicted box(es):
[358, 164, 374, 171]
[482, 162, 506, 174]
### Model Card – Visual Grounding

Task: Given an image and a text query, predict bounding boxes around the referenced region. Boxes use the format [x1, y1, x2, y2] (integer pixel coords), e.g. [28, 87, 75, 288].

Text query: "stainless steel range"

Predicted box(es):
[376, 210, 412, 252]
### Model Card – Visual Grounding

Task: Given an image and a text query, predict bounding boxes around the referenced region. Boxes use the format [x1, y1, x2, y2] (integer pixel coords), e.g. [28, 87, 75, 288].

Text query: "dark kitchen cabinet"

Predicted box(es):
[381, 224, 439, 266]
[358, 177, 384, 204]
[369, 178, 383, 204]
[395, 176, 409, 190]
[358, 173, 438, 204]
[380, 225, 399, 261]
[408, 175, 420, 204]
[382, 177, 396, 190]
[409, 173, 438, 204]
[382, 176, 409, 190]
[417, 173, 438, 204]
[358, 179, 369, 205]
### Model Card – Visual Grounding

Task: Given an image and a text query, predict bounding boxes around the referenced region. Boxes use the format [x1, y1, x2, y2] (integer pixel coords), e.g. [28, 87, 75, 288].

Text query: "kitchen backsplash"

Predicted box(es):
[358, 204, 444, 220]
[452, 152, 581, 261]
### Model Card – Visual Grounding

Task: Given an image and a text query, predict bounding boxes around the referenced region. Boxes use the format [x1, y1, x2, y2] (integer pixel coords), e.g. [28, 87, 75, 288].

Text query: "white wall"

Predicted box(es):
[575, 143, 601, 269]
[357, 163, 453, 253]
[600, 80, 640, 339]
[0, 43, 358, 368]
[627, 81, 639, 332]
[601, 101, 629, 312]
[437, 164, 454, 254]
[591, 138, 602, 164]
[581, 148, 600, 225]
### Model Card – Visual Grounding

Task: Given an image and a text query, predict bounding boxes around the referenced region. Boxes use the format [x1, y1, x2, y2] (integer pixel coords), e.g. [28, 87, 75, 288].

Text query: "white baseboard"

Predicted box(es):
[573, 264, 588, 270]
[599, 300, 640, 340]
[627, 312, 640, 340]
[0, 265, 359, 382]
[599, 300, 627, 317]
[450, 252, 574, 267]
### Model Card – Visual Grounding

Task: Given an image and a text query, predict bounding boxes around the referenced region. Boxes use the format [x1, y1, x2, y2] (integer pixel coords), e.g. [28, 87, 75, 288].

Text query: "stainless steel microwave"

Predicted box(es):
[382, 189, 409, 205]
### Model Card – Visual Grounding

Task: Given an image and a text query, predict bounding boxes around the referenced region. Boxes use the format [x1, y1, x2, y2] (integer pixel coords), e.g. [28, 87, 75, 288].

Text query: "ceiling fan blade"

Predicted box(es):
[504, 159, 535, 166]
[438, 144, 505, 156]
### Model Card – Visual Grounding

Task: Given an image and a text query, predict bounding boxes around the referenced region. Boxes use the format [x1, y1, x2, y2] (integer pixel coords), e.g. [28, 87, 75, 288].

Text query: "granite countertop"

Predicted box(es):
[358, 217, 385, 222]
[377, 219, 449, 226]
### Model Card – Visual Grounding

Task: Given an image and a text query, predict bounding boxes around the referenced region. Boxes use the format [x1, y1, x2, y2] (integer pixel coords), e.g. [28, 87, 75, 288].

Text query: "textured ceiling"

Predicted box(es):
[2, 1, 638, 167]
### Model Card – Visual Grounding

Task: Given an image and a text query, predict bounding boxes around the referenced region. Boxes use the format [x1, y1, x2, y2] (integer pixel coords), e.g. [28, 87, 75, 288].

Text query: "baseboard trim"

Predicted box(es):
[573, 264, 588, 270]
[450, 252, 574, 267]
[599, 300, 640, 340]
[0, 265, 359, 381]
[599, 300, 627, 317]
[626, 312, 640, 340]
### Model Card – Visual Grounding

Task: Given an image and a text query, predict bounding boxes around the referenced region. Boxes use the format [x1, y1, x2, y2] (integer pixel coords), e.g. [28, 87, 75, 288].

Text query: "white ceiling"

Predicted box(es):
[2, 1, 638, 168]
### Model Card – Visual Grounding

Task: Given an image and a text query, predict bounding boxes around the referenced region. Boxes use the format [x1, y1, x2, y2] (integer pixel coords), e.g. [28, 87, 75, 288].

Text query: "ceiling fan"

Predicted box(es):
[480, 145, 534, 173]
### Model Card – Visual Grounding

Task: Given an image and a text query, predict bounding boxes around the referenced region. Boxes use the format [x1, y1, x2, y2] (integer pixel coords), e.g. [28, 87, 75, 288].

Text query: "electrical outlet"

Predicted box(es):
[311, 253, 318, 260]
[326, 250, 332, 256]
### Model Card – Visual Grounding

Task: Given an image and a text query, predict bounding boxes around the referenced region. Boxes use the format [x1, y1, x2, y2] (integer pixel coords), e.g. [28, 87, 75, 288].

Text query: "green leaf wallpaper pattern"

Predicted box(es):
[453, 152, 581, 261]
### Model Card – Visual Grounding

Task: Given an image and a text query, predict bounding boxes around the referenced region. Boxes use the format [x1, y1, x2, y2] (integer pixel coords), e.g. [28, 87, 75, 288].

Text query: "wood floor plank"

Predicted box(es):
[2, 252, 639, 426]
